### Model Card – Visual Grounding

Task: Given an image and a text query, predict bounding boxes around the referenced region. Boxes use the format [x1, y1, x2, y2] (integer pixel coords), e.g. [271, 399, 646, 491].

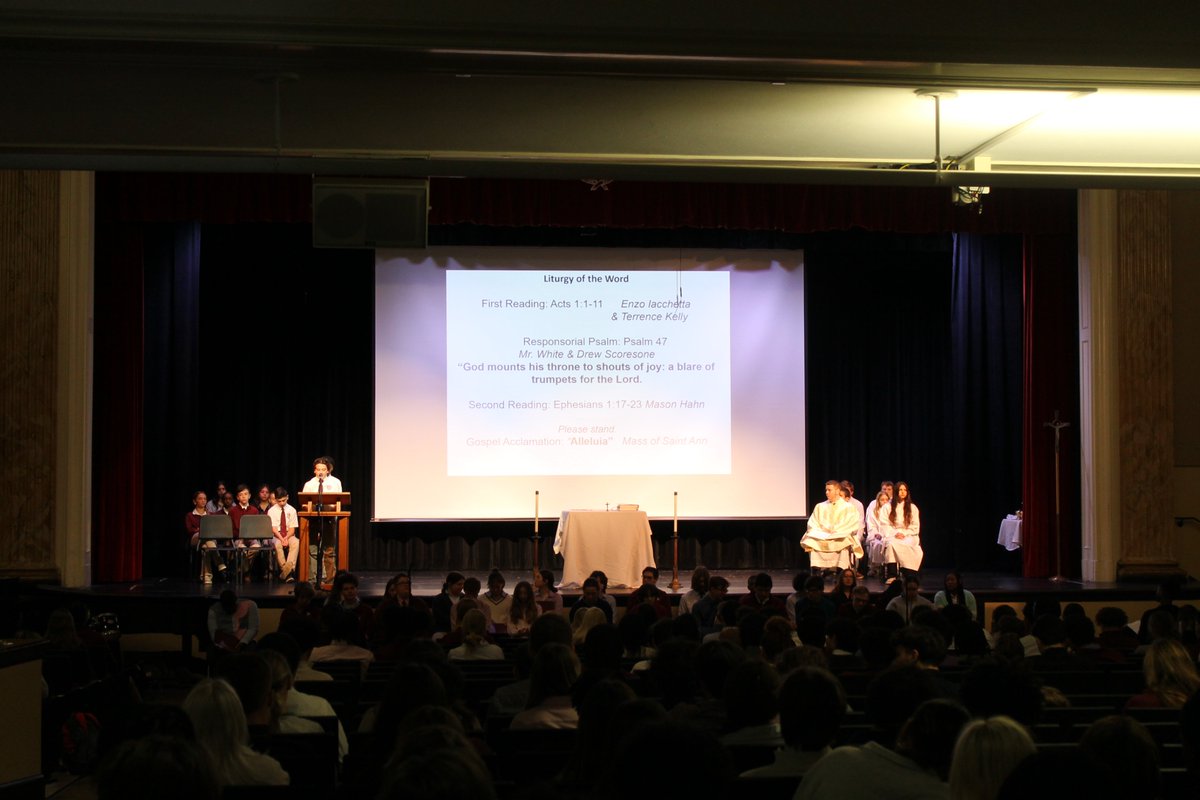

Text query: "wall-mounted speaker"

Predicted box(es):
[312, 178, 428, 249]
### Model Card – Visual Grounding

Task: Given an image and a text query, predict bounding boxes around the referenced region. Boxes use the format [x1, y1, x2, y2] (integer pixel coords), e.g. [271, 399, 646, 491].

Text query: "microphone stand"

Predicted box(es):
[316, 476, 325, 586]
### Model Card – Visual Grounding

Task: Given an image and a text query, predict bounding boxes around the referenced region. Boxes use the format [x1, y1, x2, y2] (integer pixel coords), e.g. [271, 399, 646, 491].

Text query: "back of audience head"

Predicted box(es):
[182, 678, 258, 786]
[528, 610, 572, 653]
[960, 658, 1044, 726]
[858, 625, 897, 670]
[1079, 715, 1159, 800]
[1146, 608, 1180, 642]
[779, 667, 844, 751]
[696, 639, 745, 699]
[991, 603, 1018, 631]
[866, 665, 940, 745]
[96, 735, 218, 800]
[723, 659, 780, 730]
[278, 617, 319, 656]
[1030, 614, 1066, 648]
[1143, 636, 1200, 706]
[760, 616, 797, 660]
[893, 624, 947, 668]
[211, 652, 272, 724]
[825, 616, 860, 654]
[948, 715, 1037, 800]
[256, 631, 301, 675]
[527, 643, 579, 707]
[896, 698, 971, 781]
[459, 608, 489, 647]
[997, 748, 1119, 800]
[775, 644, 829, 673]
[579, 622, 622, 672]
[1064, 615, 1096, 649]
[374, 662, 449, 743]
[604, 720, 733, 796]
[377, 747, 496, 800]
[650, 638, 703, 707]
[795, 612, 827, 648]
[1095, 606, 1128, 630]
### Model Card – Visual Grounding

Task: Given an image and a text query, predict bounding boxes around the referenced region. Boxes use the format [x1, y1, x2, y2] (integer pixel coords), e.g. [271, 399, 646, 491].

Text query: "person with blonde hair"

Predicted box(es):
[572, 606, 609, 649]
[1126, 637, 1200, 708]
[448, 609, 504, 660]
[948, 715, 1036, 800]
[182, 678, 289, 787]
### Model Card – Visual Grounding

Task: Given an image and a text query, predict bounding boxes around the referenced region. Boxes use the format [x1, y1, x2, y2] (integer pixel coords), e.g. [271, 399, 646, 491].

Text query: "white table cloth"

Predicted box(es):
[997, 515, 1022, 551]
[553, 510, 655, 588]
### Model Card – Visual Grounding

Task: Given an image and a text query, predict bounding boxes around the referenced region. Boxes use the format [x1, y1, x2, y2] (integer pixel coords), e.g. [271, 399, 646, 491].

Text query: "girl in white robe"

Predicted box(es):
[865, 491, 893, 576]
[888, 481, 923, 572]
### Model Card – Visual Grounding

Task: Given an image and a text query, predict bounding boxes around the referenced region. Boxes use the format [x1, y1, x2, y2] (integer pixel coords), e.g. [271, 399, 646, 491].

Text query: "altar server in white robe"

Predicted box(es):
[801, 480, 863, 573]
[865, 488, 894, 576]
[888, 481, 923, 573]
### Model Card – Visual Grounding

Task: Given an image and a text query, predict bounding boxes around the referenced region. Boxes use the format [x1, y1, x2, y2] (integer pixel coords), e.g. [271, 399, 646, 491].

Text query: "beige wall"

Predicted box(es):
[0, 172, 60, 579]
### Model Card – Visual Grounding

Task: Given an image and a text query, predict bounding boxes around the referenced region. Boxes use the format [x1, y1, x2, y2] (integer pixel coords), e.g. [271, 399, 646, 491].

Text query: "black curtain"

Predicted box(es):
[140, 223, 374, 577]
[948, 234, 1025, 571]
[804, 232, 954, 565]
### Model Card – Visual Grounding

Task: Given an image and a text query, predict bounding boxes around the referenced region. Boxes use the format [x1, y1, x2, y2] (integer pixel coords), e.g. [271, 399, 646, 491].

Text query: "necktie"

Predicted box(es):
[279, 508, 287, 538]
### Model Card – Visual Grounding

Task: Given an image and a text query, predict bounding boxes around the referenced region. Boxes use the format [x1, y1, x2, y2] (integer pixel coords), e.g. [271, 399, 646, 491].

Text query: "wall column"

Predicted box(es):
[1112, 190, 1180, 579]
[56, 171, 94, 587]
[1078, 190, 1121, 582]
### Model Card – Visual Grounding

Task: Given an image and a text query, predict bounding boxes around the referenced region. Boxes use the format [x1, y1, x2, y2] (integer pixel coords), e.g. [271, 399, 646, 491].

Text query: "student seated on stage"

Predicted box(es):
[256, 483, 275, 514]
[186, 490, 227, 584]
[267, 486, 300, 582]
[205, 480, 228, 514]
[800, 480, 863, 575]
[207, 590, 259, 653]
[228, 484, 264, 570]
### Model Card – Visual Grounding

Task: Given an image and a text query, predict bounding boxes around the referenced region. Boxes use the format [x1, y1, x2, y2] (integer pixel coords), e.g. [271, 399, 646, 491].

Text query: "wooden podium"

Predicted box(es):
[297, 492, 350, 588]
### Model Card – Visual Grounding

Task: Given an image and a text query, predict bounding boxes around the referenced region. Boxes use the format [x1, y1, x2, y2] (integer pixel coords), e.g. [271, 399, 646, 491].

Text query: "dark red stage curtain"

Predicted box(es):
[97, 173, 1076, 236]
[92, 223, 145, 583]
[1021, 234, 1082, 578]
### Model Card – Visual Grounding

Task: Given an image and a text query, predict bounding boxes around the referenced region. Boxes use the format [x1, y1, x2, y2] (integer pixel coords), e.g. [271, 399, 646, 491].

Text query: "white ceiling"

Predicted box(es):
[3, 1, 1200, 187]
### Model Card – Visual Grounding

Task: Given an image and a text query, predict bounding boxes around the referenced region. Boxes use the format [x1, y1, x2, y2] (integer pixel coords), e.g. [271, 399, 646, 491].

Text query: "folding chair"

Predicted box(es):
[198, 515, 238, 583]
[238, 514, 275, 581]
